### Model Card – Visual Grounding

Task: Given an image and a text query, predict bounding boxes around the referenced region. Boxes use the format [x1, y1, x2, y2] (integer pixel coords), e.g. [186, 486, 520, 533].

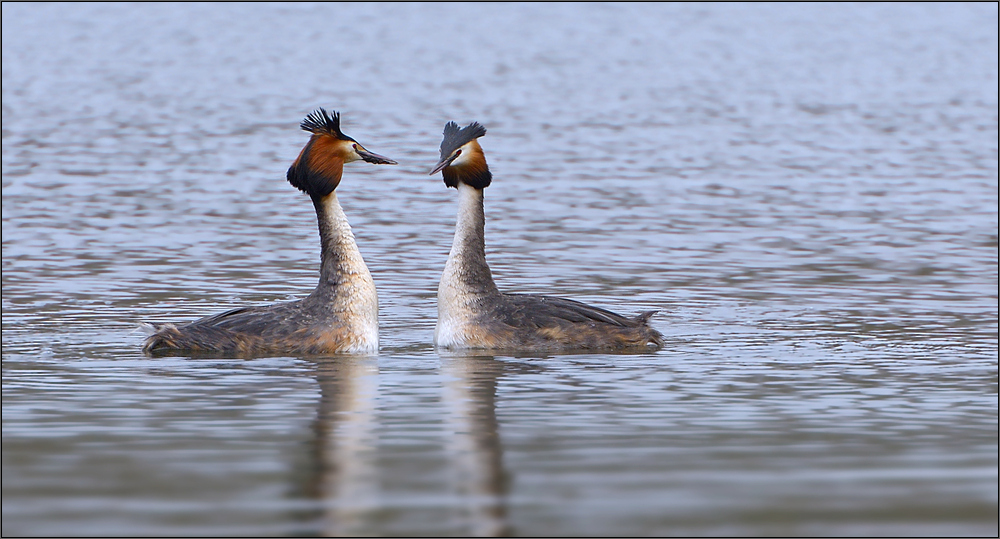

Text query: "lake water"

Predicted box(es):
[2, 2, 997, 536]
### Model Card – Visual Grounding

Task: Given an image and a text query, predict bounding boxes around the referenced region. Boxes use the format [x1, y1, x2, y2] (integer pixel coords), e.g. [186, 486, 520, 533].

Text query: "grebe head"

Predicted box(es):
[287, 108, 396, 199]
[429, 121, 492, 190]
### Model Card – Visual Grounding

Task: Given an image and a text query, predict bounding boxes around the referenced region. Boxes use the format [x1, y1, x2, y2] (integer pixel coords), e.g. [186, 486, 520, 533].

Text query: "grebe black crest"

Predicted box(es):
[430, 121, 664, 352]
[143, 109, 396, 357]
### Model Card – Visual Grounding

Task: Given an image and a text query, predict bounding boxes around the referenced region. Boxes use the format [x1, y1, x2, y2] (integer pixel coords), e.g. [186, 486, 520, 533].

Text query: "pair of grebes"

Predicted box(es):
[143, 109, 663, 356]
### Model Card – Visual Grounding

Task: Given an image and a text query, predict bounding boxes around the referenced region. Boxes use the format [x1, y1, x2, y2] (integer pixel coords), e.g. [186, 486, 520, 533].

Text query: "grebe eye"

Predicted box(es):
[353, 144, 359, 150]
[454, 149, 462, 157]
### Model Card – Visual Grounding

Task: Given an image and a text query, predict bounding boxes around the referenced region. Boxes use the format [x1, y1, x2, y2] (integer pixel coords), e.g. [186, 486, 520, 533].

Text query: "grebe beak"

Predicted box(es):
[429, 154, 457, 175]
[358, 148, 397, 165]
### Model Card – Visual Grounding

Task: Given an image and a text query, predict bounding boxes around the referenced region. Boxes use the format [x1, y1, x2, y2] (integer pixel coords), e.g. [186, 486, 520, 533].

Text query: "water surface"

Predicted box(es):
[2, 3, 998, 536]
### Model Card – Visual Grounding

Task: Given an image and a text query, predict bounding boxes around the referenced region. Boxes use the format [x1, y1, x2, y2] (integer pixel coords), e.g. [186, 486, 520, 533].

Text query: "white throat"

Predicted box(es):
[435, 184, 499, 346]
[316, 192, 379, 351]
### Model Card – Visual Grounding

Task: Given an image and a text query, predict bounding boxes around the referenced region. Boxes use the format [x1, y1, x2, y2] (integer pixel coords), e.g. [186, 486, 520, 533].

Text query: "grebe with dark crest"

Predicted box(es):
[143, 109, 396, 356]
[430, 121, 664, 352]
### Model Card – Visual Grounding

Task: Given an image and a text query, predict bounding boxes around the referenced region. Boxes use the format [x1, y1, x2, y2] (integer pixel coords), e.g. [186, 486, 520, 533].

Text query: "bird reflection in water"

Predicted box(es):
[441, 354, 511, 537]
[302, 357, 381, 536]
[296, 354, 514, 537]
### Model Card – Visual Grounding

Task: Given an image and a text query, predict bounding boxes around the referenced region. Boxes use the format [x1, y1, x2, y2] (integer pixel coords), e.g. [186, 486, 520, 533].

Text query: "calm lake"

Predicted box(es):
[2, 2, 997, 536]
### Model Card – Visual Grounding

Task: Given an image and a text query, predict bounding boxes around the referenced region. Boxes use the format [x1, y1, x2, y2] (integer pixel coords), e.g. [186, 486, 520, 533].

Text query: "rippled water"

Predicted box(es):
[3, 3, 998, 536]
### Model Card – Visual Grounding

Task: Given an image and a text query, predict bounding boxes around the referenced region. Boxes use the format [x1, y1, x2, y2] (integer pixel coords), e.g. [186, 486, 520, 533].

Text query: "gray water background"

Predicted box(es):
[2, 2, 997, 536]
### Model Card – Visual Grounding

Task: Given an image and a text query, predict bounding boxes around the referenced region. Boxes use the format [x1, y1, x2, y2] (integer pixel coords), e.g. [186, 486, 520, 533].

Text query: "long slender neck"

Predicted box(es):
[313, 192, 371, 288]
[442, 183, 500, 297]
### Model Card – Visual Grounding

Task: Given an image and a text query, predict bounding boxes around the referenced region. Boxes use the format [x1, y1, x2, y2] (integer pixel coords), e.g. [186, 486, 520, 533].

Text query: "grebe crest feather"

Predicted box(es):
[300, 108, 356, 142]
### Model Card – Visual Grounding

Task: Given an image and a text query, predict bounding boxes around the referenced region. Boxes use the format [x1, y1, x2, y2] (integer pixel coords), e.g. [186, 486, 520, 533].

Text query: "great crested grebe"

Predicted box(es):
[430, 121, 664, 352]
[143, 109, 396, 356]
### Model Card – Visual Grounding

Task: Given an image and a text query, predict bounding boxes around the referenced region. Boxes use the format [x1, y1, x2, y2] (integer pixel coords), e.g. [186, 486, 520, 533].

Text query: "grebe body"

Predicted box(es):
[143, 109, 396, 356]
[431, 122, 663, 352]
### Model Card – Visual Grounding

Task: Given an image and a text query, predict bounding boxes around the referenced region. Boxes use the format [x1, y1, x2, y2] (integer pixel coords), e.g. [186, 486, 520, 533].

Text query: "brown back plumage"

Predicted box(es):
[481, 294, 663, 351]
[142, 293, 360, 357]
